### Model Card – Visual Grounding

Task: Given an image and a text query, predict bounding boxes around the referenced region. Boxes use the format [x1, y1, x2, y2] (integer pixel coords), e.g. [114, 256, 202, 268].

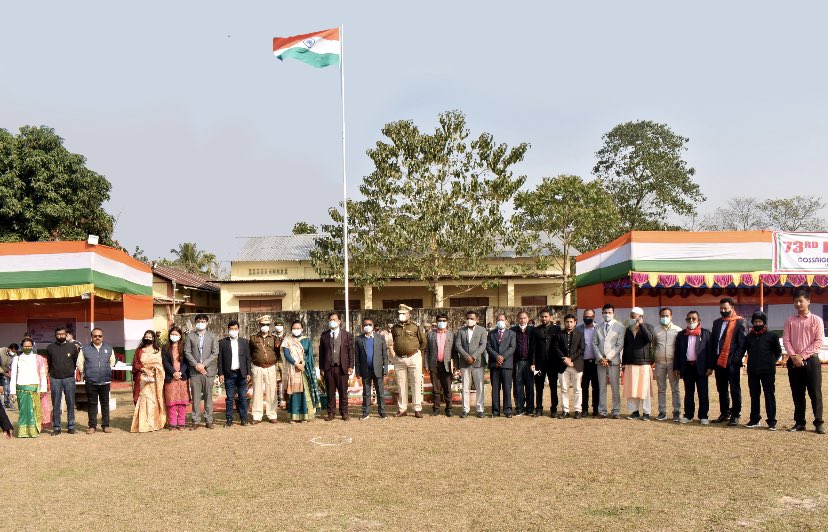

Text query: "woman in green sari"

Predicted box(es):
[282, 320, 320, 423]
[9, 338, 48, 438]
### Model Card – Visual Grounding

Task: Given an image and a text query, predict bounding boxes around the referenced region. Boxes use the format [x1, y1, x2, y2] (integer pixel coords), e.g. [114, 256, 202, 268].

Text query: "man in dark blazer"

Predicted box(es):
[510, 311, 535, 416]
[531, 309, 562, 418]
[554, 313, 585, 418]
[424, 314, 455, 417]
[674, 310, 713, 424]
[488, 313, 517, 417]
[355, 317, 388, 420]
[218, 319, 252, 427]
[319, 311, 354, 421]
[709, 298, 747, 426]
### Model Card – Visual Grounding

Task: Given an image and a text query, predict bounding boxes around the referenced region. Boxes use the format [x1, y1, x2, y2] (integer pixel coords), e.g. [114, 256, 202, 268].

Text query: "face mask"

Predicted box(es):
[603, 313, 612, 323]
[660, 317, 671, 326]
[329, 321, 339, 329]
[169, 334, 181, 343]
[142, 338, 153, 345]
[496, 320, 506, 330]
[228, 330, 239, 339]
[753, 324, 765, 332]
[626, 318, 638, 328]
[22, 348, 33, 354]
[195, 322, 207, 331]
[274, 325, 284, 334]
[437, 321, 447, 330]
[720, 310, 731, 318]
[56, 338, 66, 344]
[519, 323, 527, 329]
[687, 321, 699, 329]
[292, 329, 303, 337]
[466, 319, 476, 327]
[260, 326, 270, 334]
[363, 325, 374, 333]
[398, 314, 408, 322]
[583, 317, 594, 326]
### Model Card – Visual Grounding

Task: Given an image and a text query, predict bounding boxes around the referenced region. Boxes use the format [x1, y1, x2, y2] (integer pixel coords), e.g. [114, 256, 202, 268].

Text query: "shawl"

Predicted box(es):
[716, 313, 743, 368]
[282, 335, 306, 395]
[685, 326, 702, 336]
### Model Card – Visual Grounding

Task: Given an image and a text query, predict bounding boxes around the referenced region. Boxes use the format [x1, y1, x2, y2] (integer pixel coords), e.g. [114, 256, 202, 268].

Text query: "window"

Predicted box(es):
[239, 299, 283, 312]
[333, 299, 361, 311]
[521, 295, 547, 306]
[382, 299, 423, 310]
[449, 297, 489, 307]
[247, 268, 288, 276]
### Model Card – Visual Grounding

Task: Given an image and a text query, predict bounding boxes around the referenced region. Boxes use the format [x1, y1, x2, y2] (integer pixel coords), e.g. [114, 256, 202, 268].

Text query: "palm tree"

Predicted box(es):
[167, 242, 219, 277]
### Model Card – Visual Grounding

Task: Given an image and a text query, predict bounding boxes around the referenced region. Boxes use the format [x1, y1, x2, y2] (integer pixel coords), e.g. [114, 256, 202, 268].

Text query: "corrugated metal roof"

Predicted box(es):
[234, 235, 319, 262]
[151, 264, 221, 292]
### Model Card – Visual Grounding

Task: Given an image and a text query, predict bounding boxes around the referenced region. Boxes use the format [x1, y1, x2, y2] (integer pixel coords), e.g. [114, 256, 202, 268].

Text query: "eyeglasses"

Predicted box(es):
[92, 334, 103, 338]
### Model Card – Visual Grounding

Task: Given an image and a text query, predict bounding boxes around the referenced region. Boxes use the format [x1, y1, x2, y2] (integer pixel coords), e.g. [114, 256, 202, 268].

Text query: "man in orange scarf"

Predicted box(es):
[709, 298, 746, 426]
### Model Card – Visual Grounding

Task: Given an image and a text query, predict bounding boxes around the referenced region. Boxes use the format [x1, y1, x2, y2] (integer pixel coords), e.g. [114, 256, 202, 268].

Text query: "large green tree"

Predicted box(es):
[593, 120, 703, 236]
[0, 125, 117, 245]
[513, 175, 619, 303]
[163, 242, 220, 277]
[310, 110, 529, 306]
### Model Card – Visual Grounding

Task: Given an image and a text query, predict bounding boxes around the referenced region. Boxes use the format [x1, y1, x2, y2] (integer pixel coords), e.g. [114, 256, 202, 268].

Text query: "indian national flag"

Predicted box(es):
[273, 27, 340, 68]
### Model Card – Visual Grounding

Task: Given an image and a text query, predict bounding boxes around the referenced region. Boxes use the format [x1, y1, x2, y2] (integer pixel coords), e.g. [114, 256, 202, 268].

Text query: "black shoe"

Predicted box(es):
[52, 430, 60, 436]
[505, 413, 513, 418]
[711, 414, 729, 424]
[612, 414, 621, 420]
[240, 420, 248, 426]
[598, 413, 607, 419]
[550, 412, 559, 419]
[460, 411, 468, 419]
[641, 414, 651, 421]
[431, 409, 440, 416]
[67, 429, 75, 434]
[445, 410, 452, 418]
[492, 412, 500, 417]
[531, 412, 540, 418]
[225, 421, 233, 428]
[656, 412, 667, 421]
[816, 425, 826, 435]
[788, 424, 806, 432]
[745, 420, 762, 429]
[626, 411, 640, 420]
[379, 413, 388, 419]
[476, 412, 484, 419]
[574, 412, 582, 419]
[727, 416, 740, 426]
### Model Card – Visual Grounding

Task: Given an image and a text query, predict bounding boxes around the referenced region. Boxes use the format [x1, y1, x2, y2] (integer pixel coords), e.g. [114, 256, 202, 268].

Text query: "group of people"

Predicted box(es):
[0, 290, 823, 436]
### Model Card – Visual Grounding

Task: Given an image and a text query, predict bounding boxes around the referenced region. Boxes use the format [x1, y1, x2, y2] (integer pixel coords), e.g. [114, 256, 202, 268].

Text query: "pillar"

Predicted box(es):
[435, 282, 444, 308]
[363, 285, 373, 310]
[506, 280, 515, 307]
[291, 283, 301, 311]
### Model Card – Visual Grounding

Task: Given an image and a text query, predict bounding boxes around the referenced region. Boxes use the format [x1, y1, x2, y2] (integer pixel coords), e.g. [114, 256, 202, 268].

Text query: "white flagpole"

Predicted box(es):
[339, 24, 350, 331]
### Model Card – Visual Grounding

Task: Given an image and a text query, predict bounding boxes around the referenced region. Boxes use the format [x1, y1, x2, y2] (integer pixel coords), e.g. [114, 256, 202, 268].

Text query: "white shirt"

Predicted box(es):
[466, 327, 474, 343]
[230, 338, 240, 371]
[10, 352, 47, 394]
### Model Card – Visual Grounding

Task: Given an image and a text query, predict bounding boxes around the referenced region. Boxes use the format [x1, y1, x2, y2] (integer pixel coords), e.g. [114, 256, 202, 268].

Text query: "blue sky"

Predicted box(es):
[2, 1, 826, 267]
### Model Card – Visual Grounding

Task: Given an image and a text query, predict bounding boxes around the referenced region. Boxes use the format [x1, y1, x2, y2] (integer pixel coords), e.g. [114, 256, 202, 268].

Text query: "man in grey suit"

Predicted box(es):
[355, 317, 389, 420]
[183, 313, 220, 429]
[424, 314, 455, 417]
[454, 310, 488, 418]
[488, 313, 516, 418]
[593, 304, 626, 419]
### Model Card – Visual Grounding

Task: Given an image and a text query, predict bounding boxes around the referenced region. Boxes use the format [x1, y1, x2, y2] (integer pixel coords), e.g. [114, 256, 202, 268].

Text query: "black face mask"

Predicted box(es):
[753, 324, 765, 332]
[583, 317, 594, 325]
[142, 338, 152, 345]
[720, 310, 732, 318]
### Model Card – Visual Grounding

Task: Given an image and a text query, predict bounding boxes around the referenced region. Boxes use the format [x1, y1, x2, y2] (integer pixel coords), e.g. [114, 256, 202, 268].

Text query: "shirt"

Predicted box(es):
[783, 312, 825, 360]
[436, 330, 447, 363]
[230, 338, 240, 370]
[653, 323, 682, 364]
[198, 331, 205, 360]
[686, 335, 698, 362]
[515, 326, 530, 360]
[9, 353, 47, 393]
[582, 325, 595, 360]
[467, 327, 474, 343]
[365, 335, 374, 366]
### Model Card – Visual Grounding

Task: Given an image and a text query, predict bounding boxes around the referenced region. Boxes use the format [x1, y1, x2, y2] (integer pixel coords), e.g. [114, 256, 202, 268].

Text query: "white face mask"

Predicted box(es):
[329, 321, 339, 329]
[602, 313, 613, 323]
[292, 329, 303, 337]
[437, 321, 447, 330]
[363, 325, 374, 334]
[195, 322, 207, 331]
[169, 334, 181, 343]
[466, 319, 476, 327]
[274, 325, 284, 334]
[260, 325, 270, 334]
[398, 313, 408, 322]
[519, 323, 527, 330]
[228, 329, 239, 339]
[496, 320, 506, 330]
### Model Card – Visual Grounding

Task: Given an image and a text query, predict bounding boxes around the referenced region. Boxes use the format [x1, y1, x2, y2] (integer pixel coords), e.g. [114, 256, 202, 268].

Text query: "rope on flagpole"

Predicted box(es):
[340, 24, 350, 331]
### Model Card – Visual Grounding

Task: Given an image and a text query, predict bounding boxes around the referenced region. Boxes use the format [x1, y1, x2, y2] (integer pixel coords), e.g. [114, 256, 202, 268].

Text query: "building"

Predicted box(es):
[151, 263, 221, 332]
[218, 235, 569, 312]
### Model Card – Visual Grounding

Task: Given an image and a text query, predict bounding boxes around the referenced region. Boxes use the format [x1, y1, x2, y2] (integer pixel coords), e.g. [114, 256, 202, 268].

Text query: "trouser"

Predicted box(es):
[461, 366, 485, 413]
[682, 368, 710, 420]
[251, 365, 279, 421]
[514, 359, 534, 414]
[787, 357, 824, 427]
[85, 382, 110, 429]
[325, 367, 349, 416]
[714, 364, 742, 418]
[534, 366, 559, 414]
[51, 376, 76, 431]
[559, 366, 583, 413]
[581, 359, 599, 414]
[224, 371, 249, 422]
[431, 364, 452, 412]
[654, 361, 681, 415]
[361, 373, 386, 416]
[1, 374, 9, 407]
[597, 363, 621, 415]
[189, 373, 214, 424]
[627, 397, 651, 415]
[490, 366, 513, 416]
[395, 352, 423, 413]
[748, 372, 776, 426]
[168, 404, 187, 427]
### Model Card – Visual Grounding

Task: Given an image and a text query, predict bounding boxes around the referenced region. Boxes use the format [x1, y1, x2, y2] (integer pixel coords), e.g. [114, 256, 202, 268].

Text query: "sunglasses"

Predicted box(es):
[92, 334, 103, 338]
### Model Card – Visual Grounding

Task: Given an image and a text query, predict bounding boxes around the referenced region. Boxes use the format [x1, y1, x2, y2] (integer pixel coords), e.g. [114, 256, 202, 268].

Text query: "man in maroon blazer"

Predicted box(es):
[319, 311, 355, 421]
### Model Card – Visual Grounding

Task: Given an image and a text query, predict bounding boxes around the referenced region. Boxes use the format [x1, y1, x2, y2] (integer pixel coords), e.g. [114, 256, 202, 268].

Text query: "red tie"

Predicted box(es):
[498, 330, 503, 341]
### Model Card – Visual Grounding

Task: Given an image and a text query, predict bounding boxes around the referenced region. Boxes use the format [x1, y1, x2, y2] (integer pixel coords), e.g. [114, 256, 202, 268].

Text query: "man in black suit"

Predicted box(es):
[487, 313, 516, 417]
[355, 317, 388, 420]
[511, 311, 534, 416]
[554, 313, 585, 418]
[319, 311, 354, 421]
[218, 319, 252, 427]
[674, 310, 713, 424]
[709, 297, 746, 426]
[531, 309, 562, 418]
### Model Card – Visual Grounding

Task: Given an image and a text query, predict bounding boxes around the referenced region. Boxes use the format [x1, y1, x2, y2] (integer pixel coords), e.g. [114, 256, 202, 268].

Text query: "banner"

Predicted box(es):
[26, 318, 77, 345]
[773, 232, 828, 273]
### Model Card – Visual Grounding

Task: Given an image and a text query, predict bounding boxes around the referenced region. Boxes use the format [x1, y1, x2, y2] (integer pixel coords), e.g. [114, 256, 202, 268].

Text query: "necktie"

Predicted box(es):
[498, 330, 503, 341]
[605, 323, 610, 334]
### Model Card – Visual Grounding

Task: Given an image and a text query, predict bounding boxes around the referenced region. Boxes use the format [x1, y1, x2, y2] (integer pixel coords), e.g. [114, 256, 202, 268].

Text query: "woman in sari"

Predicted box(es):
[161, 326, 190, 431]
[9, 338, 48, 438]
[131, 330, 166, 433]
[282, 320, 320, 423]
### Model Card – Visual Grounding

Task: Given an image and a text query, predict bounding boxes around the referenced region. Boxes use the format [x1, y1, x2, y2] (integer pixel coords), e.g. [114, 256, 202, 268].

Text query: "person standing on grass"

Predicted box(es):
[530, 309, 562, 418]
[354, 317, 388, 420]
[184, 313, 219, 429]
[391, 304, 427, 418]
[455, 310, 488, 419]
[283, 320, 321, 423]
[319, 312, 354, 421]
[45, 326, 80, 436]
[218, 320, 252, 428]
[741, 311, 781, 431]
[578, 310, 599, 417]
[623, 307, 654, 421]
[131, 330, 166, 433]
[249, 315, 282, 425]
[674, 311, 713, 425]
[162, 326, 189, 431]
[555, 313, 585, 418]
[782, 289, 825, 434]
[9, 338, 47, 438]
[653, 307, 683, 422]
[593, 304, 625, 419]
[511, 311, 535, 416]
[425, 314, 455, 417]
[0, 344, 17, 410]
[710, 297, 746, 426]
[487, 313, 516, 418]
[78, 328, 115, 434]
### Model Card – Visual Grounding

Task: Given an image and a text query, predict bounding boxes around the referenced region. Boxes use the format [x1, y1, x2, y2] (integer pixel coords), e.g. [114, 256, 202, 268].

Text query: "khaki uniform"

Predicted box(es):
[249, 333, 282, 421]
[391, 322, 427, 413]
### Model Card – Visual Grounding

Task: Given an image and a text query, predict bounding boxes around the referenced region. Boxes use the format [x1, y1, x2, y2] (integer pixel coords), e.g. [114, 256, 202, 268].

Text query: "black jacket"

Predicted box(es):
[709, 317, 747, 368]
[553, 329, 585, 373]
[45, 341, 80, 380]
[622, 324, 653, 365]
[742, 330, 782, 374]
[162, 346, 190, 383]
[674, 329, 713, 376]
[217, 336, 253, 378]
[531, 323, 561, 369]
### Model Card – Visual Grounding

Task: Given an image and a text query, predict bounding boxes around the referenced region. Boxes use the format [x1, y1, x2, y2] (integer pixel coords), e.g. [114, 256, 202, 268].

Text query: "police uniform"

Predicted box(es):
[249, 315, 282, 422]
[391, 304, 427, 416]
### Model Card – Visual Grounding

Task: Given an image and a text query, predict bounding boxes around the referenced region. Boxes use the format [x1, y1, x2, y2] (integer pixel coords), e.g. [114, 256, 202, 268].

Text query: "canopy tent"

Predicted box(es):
[0, 241, 153, 371]
[575, 231, 828, 332]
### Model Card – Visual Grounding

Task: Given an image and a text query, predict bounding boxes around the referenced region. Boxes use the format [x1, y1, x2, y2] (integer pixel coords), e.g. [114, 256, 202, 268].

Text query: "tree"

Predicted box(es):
[310, 110, 529, 306]
[163, 242, 220, 277]
[291, 222, 318, 235]
[701, 195, 827, 232]
[701, 198, 765, 231]
[593, 120, 703, 235]
[0, 125, 117, 245]
[132, 246, 149, 263]
[513, 175, 619, 303]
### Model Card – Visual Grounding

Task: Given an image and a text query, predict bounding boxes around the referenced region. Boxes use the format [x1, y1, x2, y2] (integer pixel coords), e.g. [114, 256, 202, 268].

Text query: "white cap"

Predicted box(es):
[631, 307, 644, 316]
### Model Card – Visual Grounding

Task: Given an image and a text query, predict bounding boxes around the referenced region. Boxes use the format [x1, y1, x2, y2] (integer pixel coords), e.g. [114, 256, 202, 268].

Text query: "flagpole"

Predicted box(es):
[340, 24, 350, 332]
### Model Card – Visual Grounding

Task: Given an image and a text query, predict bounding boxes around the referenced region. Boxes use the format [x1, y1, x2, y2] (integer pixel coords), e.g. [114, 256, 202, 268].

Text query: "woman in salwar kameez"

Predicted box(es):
[38, 352, 52, 431]
[282, 321, 320, 423]
[9, 339, 48, 438]
[131, 331, 166, 433]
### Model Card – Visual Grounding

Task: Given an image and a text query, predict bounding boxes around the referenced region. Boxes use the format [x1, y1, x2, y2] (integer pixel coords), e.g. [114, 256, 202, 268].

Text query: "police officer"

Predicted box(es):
[249, 315, 283, 424]
[391, 304, 427, 418]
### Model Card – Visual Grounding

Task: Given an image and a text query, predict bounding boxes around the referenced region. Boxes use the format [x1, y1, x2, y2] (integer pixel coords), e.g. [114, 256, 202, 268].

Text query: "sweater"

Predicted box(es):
[743, 330, 782, 374]
[45, 341, 80, 379]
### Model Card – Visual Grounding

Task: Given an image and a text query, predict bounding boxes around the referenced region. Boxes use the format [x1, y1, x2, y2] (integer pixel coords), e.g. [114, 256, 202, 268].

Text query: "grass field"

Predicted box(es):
[6, 368, 828, 531]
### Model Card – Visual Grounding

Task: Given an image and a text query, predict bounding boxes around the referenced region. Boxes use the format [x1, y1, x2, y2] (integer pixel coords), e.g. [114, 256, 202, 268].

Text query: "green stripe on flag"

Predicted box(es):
[0, 269, 151, 295]
[575, 258, 773, 288]
[277, 48, 340, 68]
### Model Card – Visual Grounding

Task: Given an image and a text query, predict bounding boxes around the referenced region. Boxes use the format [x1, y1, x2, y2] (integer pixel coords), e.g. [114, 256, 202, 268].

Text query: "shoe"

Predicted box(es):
[679, 417, 692, 424]
[360, 414, 370, 420]
[515, 411, 524, 417]
[52, 430, 60, 436]
[700, 419, 710, 425]
[177, 426, 184, 431]
[612, 414, 621, 420]
[727, 416, 740, 427]
[325, 413, 335, 421]
[476, 412, 484, 418]
[626, 411, 640, 420]
[379, 413, 388, 419]
[431, 409, 440, 416]
[251, 420, 260, 425]
[206, 423, 215, 429]
[414, 411, 423, 419]
[656, 412, 667, 421]
[816, 425, 826, 435]
[102, 427, 111, 433]
[711, 414, 729, 424]
[745, 420, 762, 429]
[460, 411, 468, 419]
[87, 428, 96, 434]
[505, 413, 513, 418]
[67, 429, 75, 434]
[672, 413, 681, 423]
[240, 421, 248, 426]
[641, 414, 651, 421]
[531, 412, 540, 418]
[190, 424, 199, 430]
[788, 424, 806, 432]
[598, 413, 607, 419]
[394, 411, 408, 418]
[492, 413, 500, 417]
[574, 412, 582, 419]
[445, 410, 452, 418]
[225, 421, 233, 428]
[767, 424, 777, 431]
[550, 412, 558, 419]
[341, 414, 350, 421]
[268, 419, 278, 424]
